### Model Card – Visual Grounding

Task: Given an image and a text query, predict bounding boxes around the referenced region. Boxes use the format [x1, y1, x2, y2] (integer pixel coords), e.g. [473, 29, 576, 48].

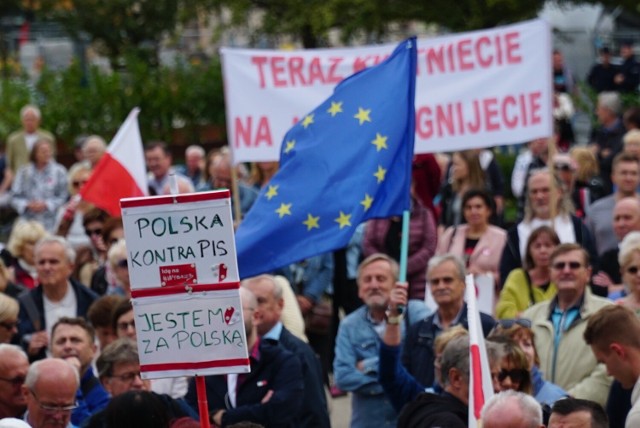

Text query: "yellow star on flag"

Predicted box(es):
[335, 211, 352, 229]
[327, 101, 343, 117]
[302, 114, 314, 129]
[371, 133, 388, 151]
[374, 165, 386, 183]
[265, 185, 279, 200]
[284, 140, 296, 154]
[360, 194, 373, 211]
[303, 213, 320, 231]
[354, 107, 371, 125]
[275, 203, 292, 218]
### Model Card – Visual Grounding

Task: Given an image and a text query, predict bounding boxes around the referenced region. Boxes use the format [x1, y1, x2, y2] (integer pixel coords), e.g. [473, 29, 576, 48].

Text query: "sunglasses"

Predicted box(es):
[72, 180, 88, 188]
[554, 164, 572, 172]
[497, 318, 532, 330]
[627, 266, 640, 275]
[85, 228, 103, 237]
[552, 261, 582, 270]
[116, 259, 128, 269]
[497, 368, 528, 383]
[0, 320, 19, 330]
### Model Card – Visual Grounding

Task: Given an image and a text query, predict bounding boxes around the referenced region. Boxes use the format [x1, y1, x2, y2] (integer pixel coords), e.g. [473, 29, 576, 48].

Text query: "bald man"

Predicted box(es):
[22, 358, 79, 428]
[593, 196, 640, 296]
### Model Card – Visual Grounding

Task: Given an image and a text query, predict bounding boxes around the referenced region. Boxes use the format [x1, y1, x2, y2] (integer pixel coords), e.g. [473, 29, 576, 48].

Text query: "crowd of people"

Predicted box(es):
[1, 44, 640, 428]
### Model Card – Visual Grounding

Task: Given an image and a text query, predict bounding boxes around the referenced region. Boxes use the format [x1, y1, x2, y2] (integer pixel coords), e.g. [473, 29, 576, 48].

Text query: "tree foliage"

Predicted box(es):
[37, 0, 208, 67]
[210, 0, 548, 48]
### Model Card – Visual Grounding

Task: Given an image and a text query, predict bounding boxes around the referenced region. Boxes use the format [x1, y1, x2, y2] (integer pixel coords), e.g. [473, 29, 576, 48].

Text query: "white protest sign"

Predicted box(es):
[121, 191, 238, 289]
[222, 19, 552, 164]
[131, 289, 249, 379]
[121, 190, 249, 378]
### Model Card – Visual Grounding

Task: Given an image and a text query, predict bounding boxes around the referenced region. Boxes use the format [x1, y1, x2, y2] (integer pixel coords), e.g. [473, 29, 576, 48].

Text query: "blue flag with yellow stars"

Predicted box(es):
[235, 37, 417, 278]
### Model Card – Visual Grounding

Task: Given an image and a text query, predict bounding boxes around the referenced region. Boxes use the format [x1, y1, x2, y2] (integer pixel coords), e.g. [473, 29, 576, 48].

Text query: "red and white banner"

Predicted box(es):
[221, 19, 552, 164]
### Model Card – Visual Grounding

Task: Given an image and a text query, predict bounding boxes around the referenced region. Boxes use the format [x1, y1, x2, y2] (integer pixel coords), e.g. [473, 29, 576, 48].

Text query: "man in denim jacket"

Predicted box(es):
[334, 253, 430, 428]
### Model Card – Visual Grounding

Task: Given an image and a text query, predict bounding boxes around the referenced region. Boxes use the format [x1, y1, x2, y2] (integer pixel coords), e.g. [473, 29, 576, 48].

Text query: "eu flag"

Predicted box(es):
[235, 38, 417, 278]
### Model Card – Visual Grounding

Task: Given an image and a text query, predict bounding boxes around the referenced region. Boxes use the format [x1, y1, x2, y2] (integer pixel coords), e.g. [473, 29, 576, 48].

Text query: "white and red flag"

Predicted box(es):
[80, 108, 148, 216]
[465, 274, 494, 427]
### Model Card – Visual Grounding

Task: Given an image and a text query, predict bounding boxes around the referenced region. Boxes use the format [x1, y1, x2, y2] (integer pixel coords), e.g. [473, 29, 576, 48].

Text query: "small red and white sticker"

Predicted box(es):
[224, 306, 241, 325]
[159, 264, 197, 287]
[212, 263, 228, 282]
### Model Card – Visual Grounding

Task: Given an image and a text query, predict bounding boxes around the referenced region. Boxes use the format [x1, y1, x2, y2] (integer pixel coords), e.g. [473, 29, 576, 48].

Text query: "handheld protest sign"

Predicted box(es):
[120, 190, 250, 380]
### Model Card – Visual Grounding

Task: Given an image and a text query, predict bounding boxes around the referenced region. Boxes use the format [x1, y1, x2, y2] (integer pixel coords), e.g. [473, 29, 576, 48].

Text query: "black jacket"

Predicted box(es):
[185, 338, 304, 428]
[401, 304, 495, 388]
[278, 327, 330, 428]
[17, 278, 98, 361]
[397, 391, 467, 428]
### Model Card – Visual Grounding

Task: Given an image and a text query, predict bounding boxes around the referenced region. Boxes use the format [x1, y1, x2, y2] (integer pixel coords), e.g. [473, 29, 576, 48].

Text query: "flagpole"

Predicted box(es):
[398, 209, 410, 321]
[168, 173, 211, 428]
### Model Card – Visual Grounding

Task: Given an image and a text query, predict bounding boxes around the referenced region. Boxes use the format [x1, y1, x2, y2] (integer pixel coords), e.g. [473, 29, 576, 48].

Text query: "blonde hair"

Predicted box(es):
[7, 220, 48, 259]
[108, 238, 127, 270]
[67, 163, 92, 195]
[570, 147, 599, 182]
[624, 130, 640, 148]
[0, 293, 19, 324]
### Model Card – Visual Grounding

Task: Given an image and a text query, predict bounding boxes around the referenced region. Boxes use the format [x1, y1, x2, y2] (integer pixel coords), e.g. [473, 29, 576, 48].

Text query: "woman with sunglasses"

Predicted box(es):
[489, 337, 533, 395]
[489, 319, 567, 409]
[496, 226, 560, 319]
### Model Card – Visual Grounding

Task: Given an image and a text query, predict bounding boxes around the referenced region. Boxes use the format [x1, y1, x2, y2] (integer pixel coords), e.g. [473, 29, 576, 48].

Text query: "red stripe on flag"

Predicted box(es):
[131, 282, 240, 298]
[141, 358, 250, 372]
[470, 344, 485, 419]
[80, 152, 145, 216]
[121, 190, 231, 208]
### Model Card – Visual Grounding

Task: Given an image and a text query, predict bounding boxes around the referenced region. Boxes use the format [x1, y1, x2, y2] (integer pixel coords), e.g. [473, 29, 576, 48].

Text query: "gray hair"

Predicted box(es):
[185, 145, 205, 158]
[357, 253, 399, 283]
[241, 274, 283, 300]
[82, 135, 107, 151]
[20, 105, 41, 120]
[598, 91, 622, 116]
[427, 254, 466, 280]
[96, 338, 139, 378]
[35, 235, 76, 264]
[481, 390, 542, 428]
[440, 336, 503, 388]
[25, 358, 79, 391]
[524, 168, 574, 222]
[0, 343, 28, 361]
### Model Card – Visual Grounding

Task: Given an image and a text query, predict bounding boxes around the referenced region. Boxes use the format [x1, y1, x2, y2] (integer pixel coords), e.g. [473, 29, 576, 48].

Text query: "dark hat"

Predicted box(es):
[600, 46, 611, 54]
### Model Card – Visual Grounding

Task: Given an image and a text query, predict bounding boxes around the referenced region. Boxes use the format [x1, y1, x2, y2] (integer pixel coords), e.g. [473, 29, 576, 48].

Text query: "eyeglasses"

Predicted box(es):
[0, 320, 19, 330]
[497, 369, 528, 383]
[627, 266, 640, 275]
[85, 228, 103, 237]
[429, 276, 456, 286]
[29, 389, 77, 414]
[0, 375, 25, 387]
[554, 164, 572, 172]
[552, 261, 582, 270]
[72, 180, 88, 188]
[497, 318, 532, 330]
[117, 320, 135, 331]
[109, 371, 142, 383]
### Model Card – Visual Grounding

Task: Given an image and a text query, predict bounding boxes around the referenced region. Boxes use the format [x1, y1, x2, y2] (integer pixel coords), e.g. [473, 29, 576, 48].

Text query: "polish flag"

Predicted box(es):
[80, 108, 148, 216]
[466, 274, 494, 428]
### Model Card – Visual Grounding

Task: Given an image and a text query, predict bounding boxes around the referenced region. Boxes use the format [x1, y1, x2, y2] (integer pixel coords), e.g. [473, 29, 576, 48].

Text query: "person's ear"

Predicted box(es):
[610, 343, 626, 359]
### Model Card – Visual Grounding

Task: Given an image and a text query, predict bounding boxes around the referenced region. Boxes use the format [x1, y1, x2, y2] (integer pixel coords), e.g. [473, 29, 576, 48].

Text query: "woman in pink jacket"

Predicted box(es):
[436, 189, 507, 287]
